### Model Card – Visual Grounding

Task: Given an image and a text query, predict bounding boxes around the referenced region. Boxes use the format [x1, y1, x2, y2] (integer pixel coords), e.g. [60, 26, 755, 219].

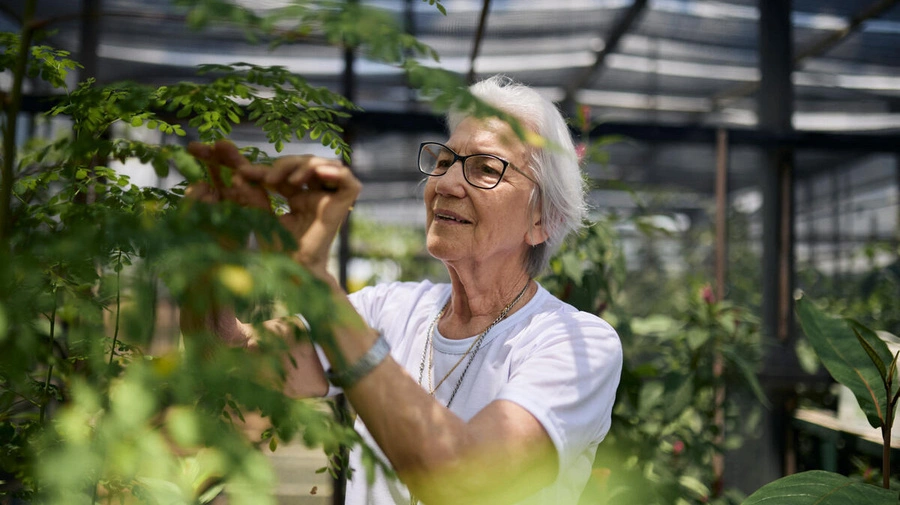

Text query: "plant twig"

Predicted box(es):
[39, 293, 57, 425]
[882, 417, 891, 488]
[0, 0, 36, 250]
[109, 250, 122, 366]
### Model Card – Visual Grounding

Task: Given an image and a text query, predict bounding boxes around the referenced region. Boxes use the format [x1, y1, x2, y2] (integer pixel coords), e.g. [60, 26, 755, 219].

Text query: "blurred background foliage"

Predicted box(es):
[2, 1, 899, 504]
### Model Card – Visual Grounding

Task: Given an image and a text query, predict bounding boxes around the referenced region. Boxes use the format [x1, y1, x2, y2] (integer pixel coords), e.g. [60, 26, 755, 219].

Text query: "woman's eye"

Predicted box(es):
[477, 163, 502, 176]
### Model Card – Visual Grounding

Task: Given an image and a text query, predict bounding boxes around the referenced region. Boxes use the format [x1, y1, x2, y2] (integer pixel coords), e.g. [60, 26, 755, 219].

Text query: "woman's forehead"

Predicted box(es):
[447, 117, 529, 157]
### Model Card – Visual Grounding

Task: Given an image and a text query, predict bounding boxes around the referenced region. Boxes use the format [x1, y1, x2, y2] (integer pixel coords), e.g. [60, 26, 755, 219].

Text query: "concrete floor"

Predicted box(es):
[266, 441, 334, 505]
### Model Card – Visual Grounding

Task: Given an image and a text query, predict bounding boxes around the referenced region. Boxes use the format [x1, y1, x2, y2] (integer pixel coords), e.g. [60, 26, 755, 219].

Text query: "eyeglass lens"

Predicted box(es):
[419, 144, 507, 189]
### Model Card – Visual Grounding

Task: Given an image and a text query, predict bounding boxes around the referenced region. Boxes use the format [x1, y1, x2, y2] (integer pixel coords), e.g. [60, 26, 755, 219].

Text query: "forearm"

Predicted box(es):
[320, 289, 554, 504]
[179, 303, 253, 355]
[180, 305, 328, 398]
[343, 354, 553, 504]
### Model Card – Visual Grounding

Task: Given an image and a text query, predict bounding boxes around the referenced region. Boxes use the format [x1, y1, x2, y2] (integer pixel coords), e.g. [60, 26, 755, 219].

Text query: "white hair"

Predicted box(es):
[446, 75, 588, 277]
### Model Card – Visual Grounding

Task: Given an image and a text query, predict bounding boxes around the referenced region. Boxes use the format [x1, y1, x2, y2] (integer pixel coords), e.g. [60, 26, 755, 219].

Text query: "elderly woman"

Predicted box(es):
[186, 76, 622, 505]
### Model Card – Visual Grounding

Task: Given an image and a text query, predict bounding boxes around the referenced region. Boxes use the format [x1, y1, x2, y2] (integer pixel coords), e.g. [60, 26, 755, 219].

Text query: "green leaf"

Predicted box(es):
[172, 149, 204, 182]
[559, 252, 584, 284]
[166, 407, 201, 447]
[663, 376, 694, 420]
[743, 471, 897, 505]
[152, 157, 169, 178]
[722, 346, 771, 408]
[796, 296, 890, 429]
[850, 320, 893, 384]
[0, 303, 6, 341]
[795, 337, 821, 375]
[679, 475, 710, 500]
[637, 381, 664, 416]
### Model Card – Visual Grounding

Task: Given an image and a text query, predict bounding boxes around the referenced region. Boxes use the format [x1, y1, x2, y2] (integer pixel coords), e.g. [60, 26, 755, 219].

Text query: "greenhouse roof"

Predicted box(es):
[2, 0, 899, 215]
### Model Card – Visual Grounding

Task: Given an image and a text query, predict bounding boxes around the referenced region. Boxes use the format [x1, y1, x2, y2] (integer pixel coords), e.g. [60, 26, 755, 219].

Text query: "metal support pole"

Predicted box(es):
[79, 0, 101, 82]
[332, 18, 358, 505]
[715, 129, 729, 300]
[712, 128, 728, 496]
[758, 0, 795, 345]
[723, 0, 797, 496]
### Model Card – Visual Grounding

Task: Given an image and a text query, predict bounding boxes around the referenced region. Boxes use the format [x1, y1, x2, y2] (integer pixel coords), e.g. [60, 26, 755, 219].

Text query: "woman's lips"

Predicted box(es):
[433, 210, 472, 224]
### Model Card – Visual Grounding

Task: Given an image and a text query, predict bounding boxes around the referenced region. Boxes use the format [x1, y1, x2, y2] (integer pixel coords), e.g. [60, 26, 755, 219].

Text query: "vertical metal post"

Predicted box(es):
[404, 0, 417, 105]
[337, 43, 355, 292]
[893, 104, 900, 255]
[715, 129, 729, 300]
[758, 0, 795, 344]
[805, 179, 815, 270]
[79, 0, 101, 82]
[723, 0, 797, 495]
[332, 10, 358, 504]
[712, 128, 728, 496]
[831, 171, 841, 289]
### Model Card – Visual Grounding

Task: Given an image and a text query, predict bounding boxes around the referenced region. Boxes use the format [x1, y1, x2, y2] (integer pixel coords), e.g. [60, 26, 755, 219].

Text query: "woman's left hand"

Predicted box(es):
[188, 140, 361, 276]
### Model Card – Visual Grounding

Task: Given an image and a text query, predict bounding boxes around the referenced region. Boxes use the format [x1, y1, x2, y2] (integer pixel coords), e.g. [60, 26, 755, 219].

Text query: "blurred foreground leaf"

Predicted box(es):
[743, 471, 896, 505]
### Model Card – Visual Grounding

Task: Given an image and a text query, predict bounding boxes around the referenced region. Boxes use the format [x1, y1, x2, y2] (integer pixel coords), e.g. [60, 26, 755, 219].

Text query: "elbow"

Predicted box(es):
[398, 444, 554, 505]
[395, 442, 473, 504]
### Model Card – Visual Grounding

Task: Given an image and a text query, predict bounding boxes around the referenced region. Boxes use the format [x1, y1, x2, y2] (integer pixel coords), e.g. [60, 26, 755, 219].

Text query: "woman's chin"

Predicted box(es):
[425, 238, 462, 262]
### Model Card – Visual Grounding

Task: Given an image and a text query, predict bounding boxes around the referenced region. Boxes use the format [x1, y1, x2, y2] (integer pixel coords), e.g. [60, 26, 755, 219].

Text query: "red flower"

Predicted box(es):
[672, 440, 685, 455]
[575, 142, 587, 163]
[700, 284, 715, 305]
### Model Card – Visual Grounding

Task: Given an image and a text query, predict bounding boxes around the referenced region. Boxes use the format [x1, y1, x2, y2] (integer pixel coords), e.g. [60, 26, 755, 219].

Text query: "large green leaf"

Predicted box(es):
[796, 296, 890, 429]
[743, 471, 896, 505]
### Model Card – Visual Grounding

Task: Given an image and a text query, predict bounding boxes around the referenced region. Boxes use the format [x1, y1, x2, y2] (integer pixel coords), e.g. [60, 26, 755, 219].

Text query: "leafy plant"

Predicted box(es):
[537, 210, 764, 505]
[0, 0, 513, 503]
[589, 283, 763, 505]
[743, 295, 900, 504]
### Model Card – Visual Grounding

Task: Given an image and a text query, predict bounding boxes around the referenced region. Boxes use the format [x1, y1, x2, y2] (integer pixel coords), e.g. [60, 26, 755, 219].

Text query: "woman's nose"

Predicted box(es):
[433, 160, 468, 195]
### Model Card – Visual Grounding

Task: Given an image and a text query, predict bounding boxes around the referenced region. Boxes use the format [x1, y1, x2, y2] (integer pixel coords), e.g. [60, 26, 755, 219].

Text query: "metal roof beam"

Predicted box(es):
[563, 0, 648, 111]
[467, 0, 493, 85]
[713, 0, 900, 108]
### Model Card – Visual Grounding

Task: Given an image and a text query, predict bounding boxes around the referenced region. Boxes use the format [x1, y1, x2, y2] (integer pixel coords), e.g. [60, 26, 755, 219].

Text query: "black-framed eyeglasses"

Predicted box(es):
[417, 142, 538, 190]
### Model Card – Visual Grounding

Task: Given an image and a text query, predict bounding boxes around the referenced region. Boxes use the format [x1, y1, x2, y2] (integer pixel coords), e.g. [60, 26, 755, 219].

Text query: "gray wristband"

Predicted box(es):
[326, 334, 390, 389]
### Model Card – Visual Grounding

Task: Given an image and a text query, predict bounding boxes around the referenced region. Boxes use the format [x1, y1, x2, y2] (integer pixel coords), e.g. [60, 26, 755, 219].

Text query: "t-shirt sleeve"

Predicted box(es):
[313, 281, 430, 397]
[495, 315, 622, 472]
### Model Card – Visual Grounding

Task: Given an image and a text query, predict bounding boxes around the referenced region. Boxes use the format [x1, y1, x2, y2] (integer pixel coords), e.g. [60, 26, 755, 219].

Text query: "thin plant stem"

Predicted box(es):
[883, 414, 891, 489]
[109, 250, 122, 366]
[0, 0, 36, 249]
[90, 478, 98, 505]
[39, 295, 57, 425]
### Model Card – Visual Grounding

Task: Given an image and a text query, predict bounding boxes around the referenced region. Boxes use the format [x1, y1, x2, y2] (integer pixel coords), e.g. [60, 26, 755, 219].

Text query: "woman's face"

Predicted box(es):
[424, 117, 544, 272]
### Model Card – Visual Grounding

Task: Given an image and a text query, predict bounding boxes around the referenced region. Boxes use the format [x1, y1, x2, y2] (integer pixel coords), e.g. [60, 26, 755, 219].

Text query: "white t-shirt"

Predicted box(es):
[325, 280, 622, 505]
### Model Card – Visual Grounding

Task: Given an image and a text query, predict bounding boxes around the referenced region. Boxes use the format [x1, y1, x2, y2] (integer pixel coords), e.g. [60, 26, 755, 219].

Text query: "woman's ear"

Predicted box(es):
[525, 194, 548, 246]
[526, 219, 549, 246]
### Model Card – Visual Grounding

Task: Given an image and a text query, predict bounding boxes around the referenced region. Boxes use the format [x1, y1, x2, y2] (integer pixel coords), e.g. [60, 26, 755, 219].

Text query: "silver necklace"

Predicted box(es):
[416, 279, 531, 407]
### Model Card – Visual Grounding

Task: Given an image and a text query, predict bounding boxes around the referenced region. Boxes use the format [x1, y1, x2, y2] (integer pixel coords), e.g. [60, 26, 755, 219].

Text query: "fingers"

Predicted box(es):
[188, 140, 252, 191]
[186, 143, 361, 221]
[268, 156, 358, 196]
[184, 181, 219, 203]
[187, 141, 274, 211]
[211, 140, 252, 172]
[187, 141, 213, 161]
[190, 143, 353, 198]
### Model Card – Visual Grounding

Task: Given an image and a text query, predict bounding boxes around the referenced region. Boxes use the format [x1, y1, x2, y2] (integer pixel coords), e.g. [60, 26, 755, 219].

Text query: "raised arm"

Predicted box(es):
[183, 141, 562, 504]
[179, 140, 337, 399]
